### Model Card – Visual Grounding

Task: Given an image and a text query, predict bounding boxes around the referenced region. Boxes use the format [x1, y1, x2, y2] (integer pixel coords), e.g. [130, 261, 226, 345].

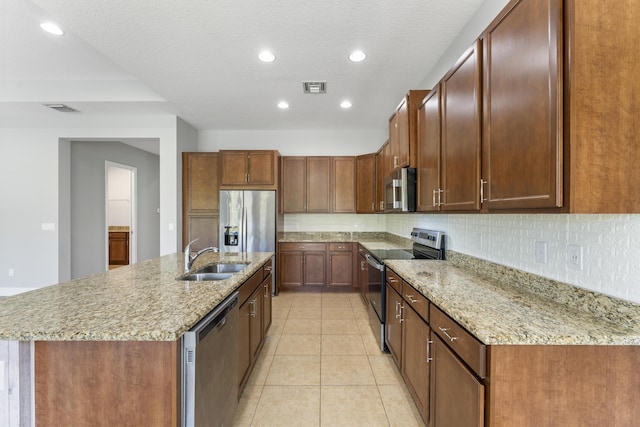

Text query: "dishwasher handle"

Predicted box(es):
[364, 253, 384, 271]
[193, 292, 239, 343]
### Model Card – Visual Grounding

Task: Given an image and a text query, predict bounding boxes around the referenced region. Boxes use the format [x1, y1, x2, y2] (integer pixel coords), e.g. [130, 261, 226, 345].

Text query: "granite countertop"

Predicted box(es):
[386, 260, 640, 346]
[0, 252, 272, 342]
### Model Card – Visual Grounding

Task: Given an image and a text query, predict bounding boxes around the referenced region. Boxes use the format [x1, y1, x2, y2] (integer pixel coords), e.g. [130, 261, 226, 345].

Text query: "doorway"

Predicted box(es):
[105, 161, 137, 270]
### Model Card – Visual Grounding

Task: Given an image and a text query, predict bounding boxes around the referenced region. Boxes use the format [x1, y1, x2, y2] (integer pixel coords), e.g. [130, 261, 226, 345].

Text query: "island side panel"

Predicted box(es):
[35, 340, 181, 427]
[485, 345, 640, 426]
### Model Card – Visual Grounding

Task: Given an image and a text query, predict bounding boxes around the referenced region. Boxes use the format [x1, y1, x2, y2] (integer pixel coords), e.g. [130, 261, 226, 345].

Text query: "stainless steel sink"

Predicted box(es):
[180, 272, 234, 281]
[178, 263, 248, 282]
[195, 263, 248, 274]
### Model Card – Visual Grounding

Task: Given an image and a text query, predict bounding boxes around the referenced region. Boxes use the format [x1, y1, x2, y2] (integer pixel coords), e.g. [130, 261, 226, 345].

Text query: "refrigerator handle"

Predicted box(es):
[242, 206, 247, 252]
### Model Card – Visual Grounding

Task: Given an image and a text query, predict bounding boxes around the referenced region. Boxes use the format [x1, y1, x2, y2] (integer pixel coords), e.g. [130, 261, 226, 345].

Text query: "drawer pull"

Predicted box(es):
[426, 339, 433, 362]
[264, 266, 272, 272]
[388, 277, 398, 283]
[405, 294, 418, 304]
[439, 327, 458, 342]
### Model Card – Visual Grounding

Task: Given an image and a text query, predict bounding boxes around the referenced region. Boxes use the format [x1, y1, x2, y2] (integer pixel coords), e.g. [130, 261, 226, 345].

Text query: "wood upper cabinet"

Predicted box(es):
[482, 0, 562, 210]
[281, 157, 331, 213]
[219, 150, 278, 189]
[182, 152, 219, 250]
[440, 41, 482, 211]
[375, 147, 385, 212]
[356, 154, 376, 213]
[331, 157, 356, 213]
[388, 90, 430, 172]
[417, 88, 442, 212]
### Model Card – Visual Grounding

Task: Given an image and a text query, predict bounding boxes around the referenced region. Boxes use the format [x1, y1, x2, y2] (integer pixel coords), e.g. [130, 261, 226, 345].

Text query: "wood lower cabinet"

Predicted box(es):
[430, 333, 484, 427]
[182, 152, 219, 250]
[327, 243, 354, 287]
[108, 231, 129, 265]
[385, 284, 403, 368]
[219, 150, 278, 189]
[357, 245, 368, 303]
[402, 303, 430, 424]
[278, 243, 327, 289]
[238, 262, 272, 395]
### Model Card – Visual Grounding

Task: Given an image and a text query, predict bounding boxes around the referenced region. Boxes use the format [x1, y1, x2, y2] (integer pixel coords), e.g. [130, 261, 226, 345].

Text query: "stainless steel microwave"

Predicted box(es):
[384, 167, 417, 212]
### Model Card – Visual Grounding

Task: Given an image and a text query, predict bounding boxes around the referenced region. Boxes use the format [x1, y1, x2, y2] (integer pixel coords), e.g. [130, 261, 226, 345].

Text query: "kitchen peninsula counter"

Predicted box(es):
[0, 252, 273, 341]
[386, 258, 640, 346]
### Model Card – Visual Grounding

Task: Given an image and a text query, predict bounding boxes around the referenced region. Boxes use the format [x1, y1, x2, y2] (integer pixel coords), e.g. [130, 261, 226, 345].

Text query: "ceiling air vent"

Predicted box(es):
[44, 104, 79, 113]
[302, 81, 327, 94]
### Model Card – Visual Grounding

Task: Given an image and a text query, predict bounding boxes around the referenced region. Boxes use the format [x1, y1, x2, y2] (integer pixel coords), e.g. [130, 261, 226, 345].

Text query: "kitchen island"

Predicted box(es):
[0, 252, 273, 427]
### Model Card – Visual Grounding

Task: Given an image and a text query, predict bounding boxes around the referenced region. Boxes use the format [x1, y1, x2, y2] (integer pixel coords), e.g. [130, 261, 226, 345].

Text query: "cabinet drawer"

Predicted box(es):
[401, 282, 428, 323]
[280, 242, 326, 252]
[238, 269, 263, 306]
[329, 242, 352, 251]
[430, 304, 486, 378]
[386, 268, 402, 293]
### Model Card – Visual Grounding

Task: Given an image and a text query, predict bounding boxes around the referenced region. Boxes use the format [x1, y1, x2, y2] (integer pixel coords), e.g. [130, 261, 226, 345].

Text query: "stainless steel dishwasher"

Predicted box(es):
[182, 291, 239, 427]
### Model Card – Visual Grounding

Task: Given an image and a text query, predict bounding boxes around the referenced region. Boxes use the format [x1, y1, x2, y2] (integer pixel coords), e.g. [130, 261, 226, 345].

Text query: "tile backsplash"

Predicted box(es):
[284, 213, 640, 304]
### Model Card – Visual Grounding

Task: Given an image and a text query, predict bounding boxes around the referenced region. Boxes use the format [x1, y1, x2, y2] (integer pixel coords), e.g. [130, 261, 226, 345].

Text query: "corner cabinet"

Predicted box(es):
[388, 90, 430, 171]
[219, 150, 278, 189]
[182, 152, 219, 251]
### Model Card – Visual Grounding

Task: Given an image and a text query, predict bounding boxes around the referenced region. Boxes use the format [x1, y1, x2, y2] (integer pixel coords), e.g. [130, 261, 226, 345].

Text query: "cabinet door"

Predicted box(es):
[249, 286, 263, 361]
[306, 157, 331, 213]
[385, 285, 403, 369]
[430, 333, 484, 427]
[482, 0, 562, 209]
[417, 88, 442, 212]
[331, 157, 356, 213]
[358, 251, 368, 303]
[262, 273, 272, 336]
[441, 41, 482, 211]
[185, 215, 219, 252]
[108, 232, 129, 265]
[396, 98, 410, 168]
[356, 154, 376, 213]
[183, 152, 219, 212]
[303, 251, 326, 286]
[248, 151, 275, 185]
[389, 113, 399, 170]
[375, 148, 385, 212]
[220, 151, 248, 185]
[402, 305, 430, 424]
[328, 245, 353, 287]
[238, 298, 252, 391]
[280, 251, 303, 288]
[282, 157, 306, 213]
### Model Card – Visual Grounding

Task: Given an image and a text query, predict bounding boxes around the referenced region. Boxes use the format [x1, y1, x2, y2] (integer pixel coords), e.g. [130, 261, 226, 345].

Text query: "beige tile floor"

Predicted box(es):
[234, 290, 426, 427]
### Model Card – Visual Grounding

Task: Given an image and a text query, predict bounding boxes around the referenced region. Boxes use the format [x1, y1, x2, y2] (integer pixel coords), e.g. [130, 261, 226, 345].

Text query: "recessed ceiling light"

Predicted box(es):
[258, 50, 276, 63]
[40, 22, 64, 36]
[349, 50, 366, 62]
[340, 100, 352, 109]
[277, 101, 289, 109]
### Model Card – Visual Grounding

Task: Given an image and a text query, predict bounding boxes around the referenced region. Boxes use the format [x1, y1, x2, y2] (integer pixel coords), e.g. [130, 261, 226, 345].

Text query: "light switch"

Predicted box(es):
[41, 223, 56, 231]
[168, 223, 175, 231]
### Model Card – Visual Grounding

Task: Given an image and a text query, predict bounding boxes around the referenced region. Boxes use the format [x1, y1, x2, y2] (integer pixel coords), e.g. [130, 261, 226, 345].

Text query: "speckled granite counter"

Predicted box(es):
[386, 259, 640, 346]
[0, 252, 272, 342]
[280, 231, 412, 249]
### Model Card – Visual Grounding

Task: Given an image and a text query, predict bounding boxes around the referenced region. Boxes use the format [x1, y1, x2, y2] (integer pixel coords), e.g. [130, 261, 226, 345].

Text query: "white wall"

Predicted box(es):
[199, 129, 386, 155]
[0, 117, 179, 293]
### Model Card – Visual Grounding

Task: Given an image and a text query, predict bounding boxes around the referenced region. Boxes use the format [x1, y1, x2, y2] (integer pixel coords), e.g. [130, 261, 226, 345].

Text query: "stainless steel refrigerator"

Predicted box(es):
[219, 190, 277, 254]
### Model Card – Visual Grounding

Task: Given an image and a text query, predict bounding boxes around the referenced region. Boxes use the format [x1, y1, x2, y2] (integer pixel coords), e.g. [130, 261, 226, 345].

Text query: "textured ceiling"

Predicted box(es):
[1, 0, 483, 131]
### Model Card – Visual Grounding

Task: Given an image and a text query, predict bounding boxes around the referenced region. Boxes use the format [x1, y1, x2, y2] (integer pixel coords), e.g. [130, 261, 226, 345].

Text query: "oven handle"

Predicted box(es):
[364, 254, 384, 271]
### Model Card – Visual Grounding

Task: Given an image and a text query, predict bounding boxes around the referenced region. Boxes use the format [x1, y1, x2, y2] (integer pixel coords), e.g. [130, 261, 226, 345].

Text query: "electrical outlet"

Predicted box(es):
[8, 268, 14, 277]
[535, 241, 547, 264]
[567, 244, 583, 271]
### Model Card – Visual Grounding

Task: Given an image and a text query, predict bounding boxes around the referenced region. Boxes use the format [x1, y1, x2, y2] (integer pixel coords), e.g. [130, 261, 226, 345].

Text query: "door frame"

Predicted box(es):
[105, 161, 138, 270]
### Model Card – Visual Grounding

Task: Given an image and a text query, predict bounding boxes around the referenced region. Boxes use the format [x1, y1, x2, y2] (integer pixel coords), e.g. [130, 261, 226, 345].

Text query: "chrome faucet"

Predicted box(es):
[184, 238, 219, 272]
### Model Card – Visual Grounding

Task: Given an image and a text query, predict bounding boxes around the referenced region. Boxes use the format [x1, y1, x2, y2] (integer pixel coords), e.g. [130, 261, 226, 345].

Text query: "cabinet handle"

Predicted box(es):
[265, 266, 272, 272]
[438, 189, 443, 206]
[426, 339, 433, 363]
[264, 282, 269, 298]
[393, 155, 398, 168]
[432, 189, 437, 207]
[439, 327, 458, 342]
[399, 303, 404, 323]
[395, 301, 401, 319]
[360, 260, 365, 271]
[388, 277, 397, 283]
[480, 179, 488, 203]
[405, 294, 418, 304]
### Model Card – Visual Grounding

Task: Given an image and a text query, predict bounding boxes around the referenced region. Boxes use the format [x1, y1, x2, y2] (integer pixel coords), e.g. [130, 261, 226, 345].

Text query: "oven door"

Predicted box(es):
[365, 254, 384, 320]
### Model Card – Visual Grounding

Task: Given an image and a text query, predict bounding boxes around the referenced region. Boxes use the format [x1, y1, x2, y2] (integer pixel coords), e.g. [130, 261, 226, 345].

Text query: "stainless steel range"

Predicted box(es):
[365, 228, 445, 351]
